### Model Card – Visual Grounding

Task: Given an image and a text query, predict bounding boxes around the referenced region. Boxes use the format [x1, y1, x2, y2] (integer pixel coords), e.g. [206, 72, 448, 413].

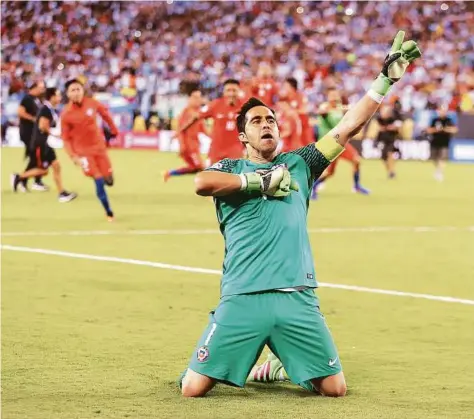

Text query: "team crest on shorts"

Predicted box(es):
[197, 345, 209, 362]
[86, 108, 94, 116]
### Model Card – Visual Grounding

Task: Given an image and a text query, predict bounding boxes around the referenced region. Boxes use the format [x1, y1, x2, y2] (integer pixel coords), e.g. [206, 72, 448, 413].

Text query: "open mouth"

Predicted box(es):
[261, 133, 273, 140]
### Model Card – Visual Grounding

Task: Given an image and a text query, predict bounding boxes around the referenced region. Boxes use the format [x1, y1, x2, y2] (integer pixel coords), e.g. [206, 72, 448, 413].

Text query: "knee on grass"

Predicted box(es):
[181, 370, 215, 397]
[311, 373, 347, 397]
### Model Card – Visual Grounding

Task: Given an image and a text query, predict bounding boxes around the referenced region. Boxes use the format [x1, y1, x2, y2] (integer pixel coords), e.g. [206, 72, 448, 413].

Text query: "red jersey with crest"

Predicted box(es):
[243, 78, 279, 106]
[61, 97, 118, 154]
[200, 98, 245, 162]
[178, 107, 204, 153]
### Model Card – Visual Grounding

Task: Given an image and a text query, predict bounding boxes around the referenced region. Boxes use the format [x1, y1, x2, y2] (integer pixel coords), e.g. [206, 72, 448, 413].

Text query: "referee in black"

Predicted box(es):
[12, 87, 77, 203]
[17, 80, 47, 191]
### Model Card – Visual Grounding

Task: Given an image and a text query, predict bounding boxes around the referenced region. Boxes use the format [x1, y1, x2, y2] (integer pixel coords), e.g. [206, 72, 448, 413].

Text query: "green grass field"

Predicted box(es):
[2, 148, 474, 419]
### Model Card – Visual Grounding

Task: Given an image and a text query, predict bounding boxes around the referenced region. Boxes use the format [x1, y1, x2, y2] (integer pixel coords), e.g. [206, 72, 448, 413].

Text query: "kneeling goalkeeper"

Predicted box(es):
[179, 32, 421, 397]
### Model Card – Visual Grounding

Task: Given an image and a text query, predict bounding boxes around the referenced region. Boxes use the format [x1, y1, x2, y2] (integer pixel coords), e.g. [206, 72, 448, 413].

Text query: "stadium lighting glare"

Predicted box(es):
[166, 0, 173, 4]
[57, 63, 64, 70]
[134, 30, 142, 38]
[296, 6, 304, 14]
[345, 8, 354, 16]
[440, 3, 449, 11]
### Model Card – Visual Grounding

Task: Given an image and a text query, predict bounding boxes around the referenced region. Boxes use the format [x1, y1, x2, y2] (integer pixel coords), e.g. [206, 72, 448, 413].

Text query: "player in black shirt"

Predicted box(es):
[17, 81, 47, 191]
[426, 105, 458, 181]
[376, 105, 402, 179]
[11, 88, 77, 203]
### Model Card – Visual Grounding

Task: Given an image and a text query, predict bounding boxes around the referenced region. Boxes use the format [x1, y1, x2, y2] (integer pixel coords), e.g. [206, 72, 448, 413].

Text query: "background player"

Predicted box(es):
[178, 79, 245, 165]
[276, 100, 302, 152]
[376, 105, 403, 178]
[11, 88, 77, 202]
[17, 80, 47, 191]
[164, 89, 205, 181]
[280, 77, 314, 146]
[426, 105, 458, 181]
[61, 79, 119, 221]
[311, 88, 370, 200]
[243, 63, 279, 106]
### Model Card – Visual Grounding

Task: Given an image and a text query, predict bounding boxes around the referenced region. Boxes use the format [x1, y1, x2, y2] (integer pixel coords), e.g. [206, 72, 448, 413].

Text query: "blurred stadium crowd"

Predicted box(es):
[1, 1, 474, 131]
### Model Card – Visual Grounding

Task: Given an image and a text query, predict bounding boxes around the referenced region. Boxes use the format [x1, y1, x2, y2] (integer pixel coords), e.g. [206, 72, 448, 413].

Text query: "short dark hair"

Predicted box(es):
[285, 77, 298, 91]
[45, 87, 59, 100]
[223, 78, 240, 87]
[236, 97, 275, 134]
[65, 78, 83, 90]
[188, 88, 201, 96]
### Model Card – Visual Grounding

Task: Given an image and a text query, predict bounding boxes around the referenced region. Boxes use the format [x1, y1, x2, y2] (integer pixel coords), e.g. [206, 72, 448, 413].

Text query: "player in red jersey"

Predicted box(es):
[61, 79, 119, 221]
[280, 78, 314, 146]
[164, 89, 205, 181]
[179, 79, 245, 165]
[243, 63, 279, 106]
[276, 101, 302, 152]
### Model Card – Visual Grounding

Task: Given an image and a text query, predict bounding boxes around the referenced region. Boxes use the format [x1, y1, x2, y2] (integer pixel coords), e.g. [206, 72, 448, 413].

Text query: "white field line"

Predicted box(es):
[2, 226, 473, 237]
[2, 244, 474, 306]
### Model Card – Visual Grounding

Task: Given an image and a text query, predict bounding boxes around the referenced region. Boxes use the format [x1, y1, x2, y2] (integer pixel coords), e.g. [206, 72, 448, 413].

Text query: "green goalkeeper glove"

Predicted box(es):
[239, 164, 299, 197]
[370, 31, 422, 98]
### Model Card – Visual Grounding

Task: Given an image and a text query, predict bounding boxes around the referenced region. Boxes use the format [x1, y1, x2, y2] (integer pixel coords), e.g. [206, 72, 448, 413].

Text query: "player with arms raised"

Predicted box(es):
[61, 79, 119, 221]
[178, 79, 245, 165]
[179, 32, 421, 397]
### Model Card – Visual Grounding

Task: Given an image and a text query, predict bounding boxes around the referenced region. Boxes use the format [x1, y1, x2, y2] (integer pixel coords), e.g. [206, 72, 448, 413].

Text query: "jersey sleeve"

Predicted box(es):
[290, 136, 344, 179]
[38, 106, 52, 121]
[204, 158, 238, 174]
[200, 101, 216, 119]
[96, 100, 119, 135]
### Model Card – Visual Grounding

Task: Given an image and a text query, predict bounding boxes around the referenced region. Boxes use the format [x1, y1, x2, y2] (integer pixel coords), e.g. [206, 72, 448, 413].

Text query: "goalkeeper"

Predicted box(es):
[179, 32, 421, 398]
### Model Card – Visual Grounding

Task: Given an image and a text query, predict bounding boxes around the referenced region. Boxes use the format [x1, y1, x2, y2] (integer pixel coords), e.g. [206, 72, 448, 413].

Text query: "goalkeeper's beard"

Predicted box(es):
[244, 135, 278, 161]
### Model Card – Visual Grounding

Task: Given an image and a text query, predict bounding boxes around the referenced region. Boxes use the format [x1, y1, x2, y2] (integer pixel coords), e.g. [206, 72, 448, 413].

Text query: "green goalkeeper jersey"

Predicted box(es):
[206, 139, 341, 297]
[317, 106, 344, 138]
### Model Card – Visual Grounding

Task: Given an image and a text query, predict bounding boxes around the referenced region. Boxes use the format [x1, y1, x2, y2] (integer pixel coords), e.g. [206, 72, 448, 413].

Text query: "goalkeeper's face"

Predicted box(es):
[240, 106, 279, 154]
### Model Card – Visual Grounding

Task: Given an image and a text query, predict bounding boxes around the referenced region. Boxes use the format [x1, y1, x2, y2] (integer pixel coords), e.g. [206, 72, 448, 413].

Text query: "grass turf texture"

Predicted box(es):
[2, 148, 474, 419]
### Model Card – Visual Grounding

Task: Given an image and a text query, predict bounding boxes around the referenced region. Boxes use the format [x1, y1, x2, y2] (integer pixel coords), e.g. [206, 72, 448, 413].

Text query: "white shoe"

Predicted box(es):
[32, 182, 49, 191]
[58, 191, 78, 203]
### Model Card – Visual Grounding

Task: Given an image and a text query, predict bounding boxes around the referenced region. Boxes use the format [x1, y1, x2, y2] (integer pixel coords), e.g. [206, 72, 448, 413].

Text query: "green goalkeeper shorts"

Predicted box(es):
[187, 289, 342, 388]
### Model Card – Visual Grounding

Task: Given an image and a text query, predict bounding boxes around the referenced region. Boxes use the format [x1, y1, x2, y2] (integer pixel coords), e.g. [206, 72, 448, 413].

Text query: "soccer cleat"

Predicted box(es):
[58, 191, 78, 203]
[389, 172, 396, 179]
[163, 170, 171, 183]
[246, 353, 287, 383]
[352, 185, 370, 195]
[310, 187, 318, 200]
[106, 210, 114, 222]
[32, 181, 49, 192]
[11, 174, 20, 192]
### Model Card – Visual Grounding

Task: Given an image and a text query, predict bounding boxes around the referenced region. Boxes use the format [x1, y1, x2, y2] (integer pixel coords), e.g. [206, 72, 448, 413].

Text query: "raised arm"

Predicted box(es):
[328, 31, 421, 147]
[291, 31, 421, 181]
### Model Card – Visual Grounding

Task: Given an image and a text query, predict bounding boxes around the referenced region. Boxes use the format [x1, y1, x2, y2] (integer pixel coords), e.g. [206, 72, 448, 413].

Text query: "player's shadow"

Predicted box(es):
[167, 380, 352, 398]
[242, 382, 319, 398]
